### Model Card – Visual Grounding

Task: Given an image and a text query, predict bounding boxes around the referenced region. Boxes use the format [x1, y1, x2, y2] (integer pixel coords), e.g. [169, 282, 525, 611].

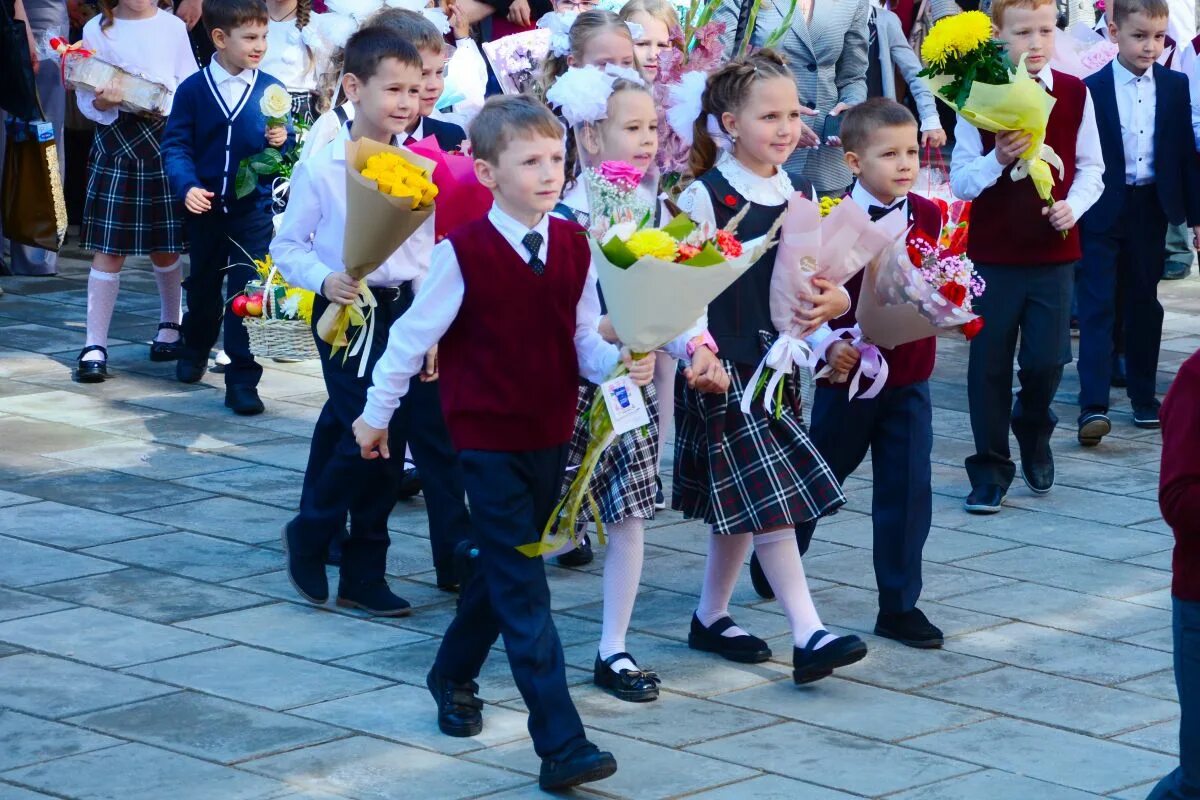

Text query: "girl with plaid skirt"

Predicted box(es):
[675, 51, 869, 685]
[75, 0, 196, 383]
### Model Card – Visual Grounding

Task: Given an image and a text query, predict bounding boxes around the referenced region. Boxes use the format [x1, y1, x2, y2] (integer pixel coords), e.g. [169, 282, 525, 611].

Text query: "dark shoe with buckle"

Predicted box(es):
[593, 652, 660, 702]
[963, 484, 1005, 514]
[875, 608, 944, 649]
[1133, 402, 1162, 429]
[654, 476, 666, 510]
[337, 578, 412, 616]
[426, 668, 483, 737]
[792, 630, 868, 684]
[76, 345, 109, 383]
[225, 385, 265, 416]
[556, 535, 593, 568]
[1078, 411, 1111, 447]
[539, 742, 617, 792]
[176, 357, 207, 384]
[149, 322, 183, 362]
[749, 551, 775, 600]
[688, 613, 771, 663]
[1112, 355, 1128, 388]
[396, 461, 422, 500]
[281, 521, 328, 604]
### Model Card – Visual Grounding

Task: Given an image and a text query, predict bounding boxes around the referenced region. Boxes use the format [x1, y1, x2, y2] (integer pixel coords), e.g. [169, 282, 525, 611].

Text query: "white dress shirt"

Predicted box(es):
[1112, 59, 1157, 185]
[270, 124, 434, 295]
[362, 204, 621, 429]
[207, 57, 256, 113]
[950, 68, 1106, 222]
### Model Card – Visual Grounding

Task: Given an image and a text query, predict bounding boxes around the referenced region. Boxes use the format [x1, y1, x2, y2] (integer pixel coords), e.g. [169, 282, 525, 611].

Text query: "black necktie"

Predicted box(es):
[868, 202, 903, 222]
[522, 231, 545, 275]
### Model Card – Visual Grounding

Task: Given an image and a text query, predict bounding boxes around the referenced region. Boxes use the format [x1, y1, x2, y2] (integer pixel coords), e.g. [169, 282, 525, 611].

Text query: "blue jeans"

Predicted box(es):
[1149, 596, 1200, 799]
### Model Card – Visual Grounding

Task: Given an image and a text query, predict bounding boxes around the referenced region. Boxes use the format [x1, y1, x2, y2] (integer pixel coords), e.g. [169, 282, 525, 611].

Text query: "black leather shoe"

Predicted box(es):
[539, 742, 617, 791]
[396, 462, 422, 500]
[426, 669, 483, 737]
[963, 484, 1005, 514]
[688, 613, 771, 663]
[1133, 403, 1162, 429]
[75, 345, 109, 383]
[281, 521, 328, 604]
[336, 578, 412, 616]
[176, 358, 207, 384]
[593, 652, 660, 702]
[1112, 355, 1128, 388]
[654, 476, 666, 510]
[749, 552, 775, 600]
[149, 322, 183, 362]
[225, 385, 265, 416]
[793, 630, 867, 684]
[556, 535, 593, 568]
[1020, 452, 1054, 495]
[1077, 411, 1111, 447]
[875, 608, 944, 649]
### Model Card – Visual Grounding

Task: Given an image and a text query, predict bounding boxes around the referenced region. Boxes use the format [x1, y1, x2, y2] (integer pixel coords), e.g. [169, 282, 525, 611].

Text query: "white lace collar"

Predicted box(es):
[715, 150, 793, 207]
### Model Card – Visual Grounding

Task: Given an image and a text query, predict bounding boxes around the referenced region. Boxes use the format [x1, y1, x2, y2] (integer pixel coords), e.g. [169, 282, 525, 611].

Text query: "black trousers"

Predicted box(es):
[179, 207, 271, 387]
[796, 382, 933, 613]
[434, 446, 587, 761]
[965, 261, 1074, 490]
[1078, 186, 1168, 412]
[293, 291, 469, 586]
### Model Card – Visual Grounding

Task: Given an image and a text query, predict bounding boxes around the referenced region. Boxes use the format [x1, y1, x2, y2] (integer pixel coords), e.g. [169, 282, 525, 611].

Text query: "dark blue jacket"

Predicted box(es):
[422, 116, 466, 151]
[1082, 60, 1200, 231]
[162, 65, 293, 214]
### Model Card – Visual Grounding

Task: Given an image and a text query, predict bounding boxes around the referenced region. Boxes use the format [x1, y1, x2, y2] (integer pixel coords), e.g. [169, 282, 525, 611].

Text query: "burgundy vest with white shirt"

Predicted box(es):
[969, 70, 1086, 265]
[439, 216, 590, 452]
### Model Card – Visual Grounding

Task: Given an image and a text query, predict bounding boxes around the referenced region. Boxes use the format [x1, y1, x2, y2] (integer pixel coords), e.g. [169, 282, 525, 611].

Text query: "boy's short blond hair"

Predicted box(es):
[990, 0, 1055, 27]
[1111, 0, 1169, 24]
[469, 95, 564, 165]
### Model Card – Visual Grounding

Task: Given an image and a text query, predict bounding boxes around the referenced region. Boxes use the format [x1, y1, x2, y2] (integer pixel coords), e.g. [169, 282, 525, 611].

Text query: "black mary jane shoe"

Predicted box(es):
[688, 613, 771, 663]
[593, 652, 660, 702]
[75, 345, 109, 383]
[792, 629, 867, 685]
[149, 322, 183, 362]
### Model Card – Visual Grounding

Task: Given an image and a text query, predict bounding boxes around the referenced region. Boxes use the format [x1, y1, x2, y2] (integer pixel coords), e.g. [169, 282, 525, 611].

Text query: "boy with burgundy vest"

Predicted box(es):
[1076, 0, 1200, 446]
[353, 95, 655, 792]
[756, 100, 946, 649]
[950, 0, 1105, 515]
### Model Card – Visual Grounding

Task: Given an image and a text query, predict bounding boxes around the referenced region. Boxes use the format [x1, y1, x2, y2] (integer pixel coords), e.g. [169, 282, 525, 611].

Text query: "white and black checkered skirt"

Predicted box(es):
[672, 342, 845, 536]
[80, 113, 187, 257]
[561, 380, 660, 523]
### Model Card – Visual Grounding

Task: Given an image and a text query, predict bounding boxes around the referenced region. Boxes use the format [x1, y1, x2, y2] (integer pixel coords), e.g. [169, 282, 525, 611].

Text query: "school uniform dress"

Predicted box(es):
[950, 68, 1105, 491]
[363, 206, 620, 761]
[77, 11, 196, 257]
[162, 60, 291, 387]
[1078, 61, 1200, 417]
[674, 152, 845, 536]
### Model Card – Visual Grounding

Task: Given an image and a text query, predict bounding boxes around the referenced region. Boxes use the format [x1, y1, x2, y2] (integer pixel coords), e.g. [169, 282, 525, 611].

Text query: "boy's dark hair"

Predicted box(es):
[202, 0, 268, 34]
[364, 8, 445, 53]
[343, 25, 423, 82]
[1112, 0, 1169, 23]
[840, 98, 918, 155]
[469, 95, 564, 165]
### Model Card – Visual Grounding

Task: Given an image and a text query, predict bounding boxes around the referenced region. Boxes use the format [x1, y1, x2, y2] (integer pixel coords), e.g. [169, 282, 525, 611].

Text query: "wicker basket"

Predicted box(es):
[241, 265, 319, 360]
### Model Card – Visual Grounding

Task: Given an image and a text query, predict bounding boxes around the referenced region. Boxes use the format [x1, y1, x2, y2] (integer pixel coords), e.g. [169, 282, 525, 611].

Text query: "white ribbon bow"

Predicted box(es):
[739, 334, 814, 416]
[811, 325, 889, 401]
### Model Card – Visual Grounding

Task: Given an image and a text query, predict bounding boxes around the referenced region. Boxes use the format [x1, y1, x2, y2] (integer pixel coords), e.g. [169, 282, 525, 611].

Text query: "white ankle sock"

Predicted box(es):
[598, 517, 645, 674]
[84, 268, 120, 361]
[752, 529, 835, 649]
[153, 260, 182, 343]
[697, 532, 753, 637]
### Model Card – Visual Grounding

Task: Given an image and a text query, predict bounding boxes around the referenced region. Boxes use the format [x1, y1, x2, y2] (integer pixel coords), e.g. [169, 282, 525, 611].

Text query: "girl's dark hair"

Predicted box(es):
[296, 0, 311, 29]
[687, 48, 791, 179]
[98, 0, 172, 31]
[537, 10, 635, 99]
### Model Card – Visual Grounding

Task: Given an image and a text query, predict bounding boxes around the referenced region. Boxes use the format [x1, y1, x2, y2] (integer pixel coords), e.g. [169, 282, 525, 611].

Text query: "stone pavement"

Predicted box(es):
[0, 252, 1195, 800]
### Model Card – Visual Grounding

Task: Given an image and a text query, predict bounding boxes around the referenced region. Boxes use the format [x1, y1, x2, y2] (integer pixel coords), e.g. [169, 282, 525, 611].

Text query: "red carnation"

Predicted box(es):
[938, 282, 967, 307]
[677, 243, 701, 262]
[715, 229, 742, 258]
[907, 230, 937, 267]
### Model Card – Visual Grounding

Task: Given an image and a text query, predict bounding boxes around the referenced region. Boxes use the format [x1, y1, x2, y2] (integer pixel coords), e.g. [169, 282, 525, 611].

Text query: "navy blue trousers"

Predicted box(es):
[1078, 186, 1168, 413]
[796, 381, 933, 613]
[1148, 596, 1200, 799]
[434, 446, 587, 761]
[179, 206, 271, 387]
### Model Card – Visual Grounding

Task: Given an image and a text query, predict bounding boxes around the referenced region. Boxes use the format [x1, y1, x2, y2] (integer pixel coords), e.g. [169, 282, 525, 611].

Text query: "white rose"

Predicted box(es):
[261, 85, 291, 120]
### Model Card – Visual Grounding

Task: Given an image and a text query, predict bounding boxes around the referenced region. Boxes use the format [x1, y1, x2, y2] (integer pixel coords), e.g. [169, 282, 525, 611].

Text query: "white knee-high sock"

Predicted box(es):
[653, 355, 676, 472]
[598, 517, 645, 673]
[696, 532, 753, 637]
[153, 260, 182, 342]
[753, 529, 835, 649]
[84, 268, 120, 361]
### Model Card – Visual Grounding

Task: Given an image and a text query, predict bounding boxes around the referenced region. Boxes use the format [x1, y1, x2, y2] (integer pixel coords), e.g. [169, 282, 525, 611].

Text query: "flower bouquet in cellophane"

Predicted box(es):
[315, 137, 437, 377]
[236, 254, 319, 360]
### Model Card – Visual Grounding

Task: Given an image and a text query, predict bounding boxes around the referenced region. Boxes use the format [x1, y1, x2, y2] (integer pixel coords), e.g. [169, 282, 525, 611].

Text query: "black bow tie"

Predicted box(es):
[868, 202, 903, 222]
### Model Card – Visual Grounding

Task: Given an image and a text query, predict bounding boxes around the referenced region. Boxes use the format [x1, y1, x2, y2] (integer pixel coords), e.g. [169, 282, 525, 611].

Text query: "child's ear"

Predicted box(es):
[1107, 19, 1119, 42]
[342, 73, 361, 104]
[211, 27, 227, 50]
[720, 111, 737, 141]
[844, 150, 861, 175]
[474, 157, 498, 190]
[579, 123, 602, 156]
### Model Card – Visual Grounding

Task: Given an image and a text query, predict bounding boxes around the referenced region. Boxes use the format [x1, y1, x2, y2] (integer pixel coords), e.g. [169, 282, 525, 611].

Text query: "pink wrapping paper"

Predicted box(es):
[407, 136, 493, 242]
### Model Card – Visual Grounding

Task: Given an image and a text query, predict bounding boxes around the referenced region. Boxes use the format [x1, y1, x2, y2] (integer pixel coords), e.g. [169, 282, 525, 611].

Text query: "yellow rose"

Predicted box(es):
[260, 85, 291, 120]
[625, 229, 678, 261]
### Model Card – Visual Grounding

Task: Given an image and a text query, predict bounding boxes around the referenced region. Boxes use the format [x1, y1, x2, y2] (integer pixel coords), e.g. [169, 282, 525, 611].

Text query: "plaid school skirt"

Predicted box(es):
[80, 114, 187, 257]
[673, 338, 845, 536]
[561, 380, 661, 524]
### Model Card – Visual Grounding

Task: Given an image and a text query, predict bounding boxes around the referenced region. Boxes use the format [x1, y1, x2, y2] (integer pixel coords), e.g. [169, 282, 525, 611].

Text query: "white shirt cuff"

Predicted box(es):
[920, 116, 942, 133]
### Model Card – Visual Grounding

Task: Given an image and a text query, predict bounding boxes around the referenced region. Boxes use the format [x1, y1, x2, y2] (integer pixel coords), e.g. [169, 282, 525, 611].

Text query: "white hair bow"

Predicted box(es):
[545, 65, 618, 126]
[664, 69, 707, 146]
[537, 10, 579, 57]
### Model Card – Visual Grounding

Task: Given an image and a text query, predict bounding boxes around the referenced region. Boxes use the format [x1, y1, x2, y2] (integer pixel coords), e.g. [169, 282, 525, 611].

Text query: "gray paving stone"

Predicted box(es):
[69, 692, 342, 764]
[0, 537, 123, 587]
[0, 607, 223, 667]
[920, 527, 1021, 564]
[0, 710, 123, 771]
[1115, 721, 1179, 756]
[886, 769, 1104, 799]
[48, 439, 248, 480]
[0, 323, 105, 354]
[953, 507, 1172, 561]
[128, 496, 289, 543]
[126, 645, 390, 710]
[210, 438, 314, 472]
[953, 547, 1172, 600]
[2, 743, 289, 800]
[243, 735, 528, 800]
[0, 490, 37, 508]
[805, 549, 1017, 600]
[175, 465, 304, 510]
[1120, 670, 1179, 702]
[0, 783, 58, 800]
[906, 717, 1176, 794]
[0, 390, 153, 426]
[1111, 780, 1166, 800]
[681, 775, 859, 799]
[34, 568, 266, 623]
[0, 587, 71, 622]
[1001, 485, 1162, 526]
[0, 501, 173, 549]
[938, 582, 1170, 639]
[1125, 626, 1177, 652]
[7, 470, 214, 515]
[0, 654, 175, 717]
[0, 414, 144, 459]
[93, 412, 280, 449]
[830, 633, 1001, 691]
[567, 686, 778, 748]
[83, 532, 282, 582]
[565, 588, 791, 644]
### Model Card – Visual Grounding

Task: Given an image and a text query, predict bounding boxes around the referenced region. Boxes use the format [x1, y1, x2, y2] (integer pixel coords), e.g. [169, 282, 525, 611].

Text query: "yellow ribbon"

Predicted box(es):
[327, 285, 378, 378]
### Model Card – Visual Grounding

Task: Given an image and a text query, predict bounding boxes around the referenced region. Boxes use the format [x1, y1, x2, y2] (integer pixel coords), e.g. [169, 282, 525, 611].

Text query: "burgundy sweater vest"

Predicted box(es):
[819, 193, 942, 390]
[969, 70, 1085, 266]
[439, 216, 590, 452]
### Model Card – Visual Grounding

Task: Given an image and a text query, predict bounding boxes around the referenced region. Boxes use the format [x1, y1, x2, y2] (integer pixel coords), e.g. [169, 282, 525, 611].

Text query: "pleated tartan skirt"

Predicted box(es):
[80, 113, 187, 257]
